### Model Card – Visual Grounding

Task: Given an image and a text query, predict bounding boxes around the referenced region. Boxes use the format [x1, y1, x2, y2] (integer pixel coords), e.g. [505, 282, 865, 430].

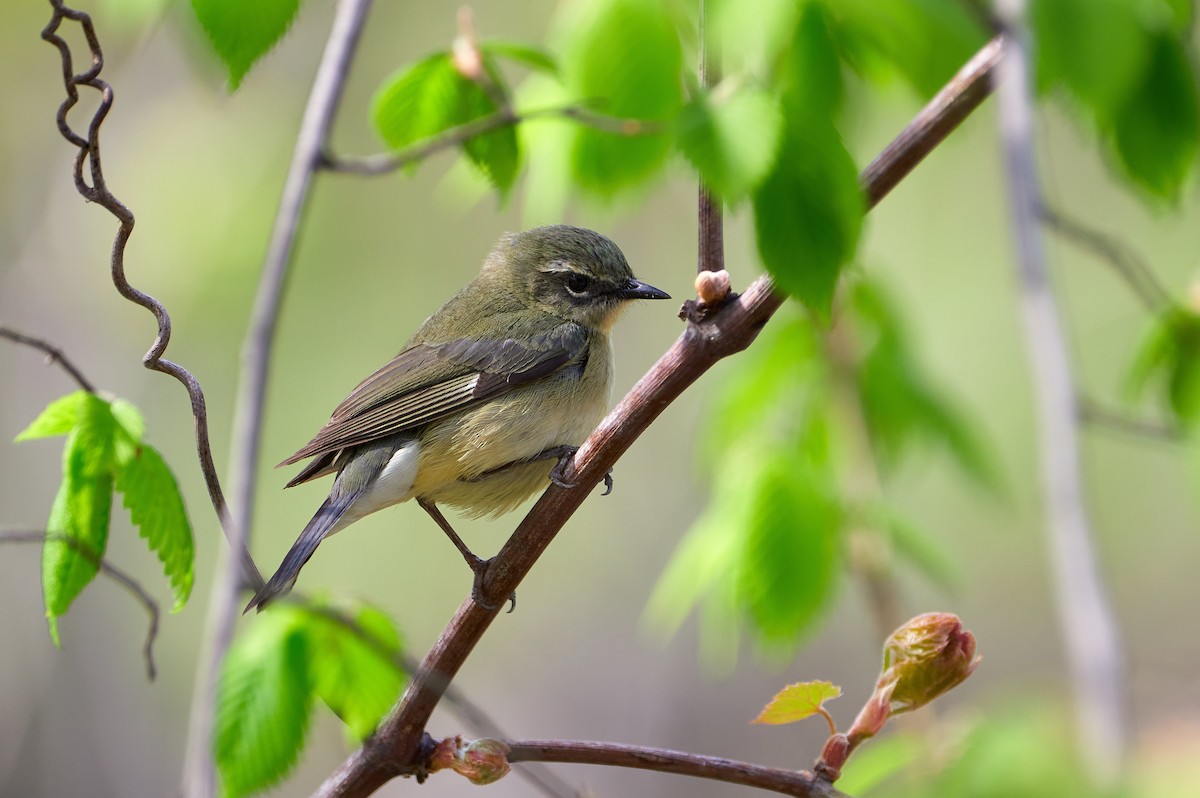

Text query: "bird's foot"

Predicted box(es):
[468, 556, 516, 613]
[549, 448, 614, 495]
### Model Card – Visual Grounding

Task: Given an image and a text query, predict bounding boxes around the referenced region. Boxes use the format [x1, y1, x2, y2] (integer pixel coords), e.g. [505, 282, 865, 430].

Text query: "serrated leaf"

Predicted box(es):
[306, 604, 407, 742]
[706, 0, 801, 74]
[482, 40, 558, 75]
[753, 680, 842, 725]
[115, 444, 195, 611]
[1110, 30, 1199, 200]
[737, 450, 841, 643]
[215, 608, 313, 798]
[371, 52, 519, 194]
[676, 87, 783, 204]
[560, 0, 683, 195]
[753, 119, 863, 317]
[190, 0, 302, 89]
[15, 391, 86, 442]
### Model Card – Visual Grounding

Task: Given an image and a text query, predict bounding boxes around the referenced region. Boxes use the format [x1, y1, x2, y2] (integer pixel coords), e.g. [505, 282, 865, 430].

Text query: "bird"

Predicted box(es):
[245, 225, 670, 612]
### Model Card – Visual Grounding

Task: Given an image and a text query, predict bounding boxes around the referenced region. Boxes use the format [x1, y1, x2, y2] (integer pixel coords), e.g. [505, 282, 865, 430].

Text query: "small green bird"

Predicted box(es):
[246, 225, 669, 612]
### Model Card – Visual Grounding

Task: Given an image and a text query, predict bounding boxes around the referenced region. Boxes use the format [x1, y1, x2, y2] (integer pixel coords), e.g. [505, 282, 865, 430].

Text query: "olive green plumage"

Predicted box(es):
[247, 225, 669, 612]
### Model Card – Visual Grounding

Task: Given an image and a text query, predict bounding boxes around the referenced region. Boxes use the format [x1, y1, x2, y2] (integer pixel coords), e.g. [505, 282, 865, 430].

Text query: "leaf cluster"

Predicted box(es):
[214, 600, 407, 798]
[17, 391, 194, 643]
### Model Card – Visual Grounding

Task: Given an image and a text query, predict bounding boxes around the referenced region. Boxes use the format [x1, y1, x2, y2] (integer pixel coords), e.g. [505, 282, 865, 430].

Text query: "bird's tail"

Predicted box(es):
[244, 495, 352, 613]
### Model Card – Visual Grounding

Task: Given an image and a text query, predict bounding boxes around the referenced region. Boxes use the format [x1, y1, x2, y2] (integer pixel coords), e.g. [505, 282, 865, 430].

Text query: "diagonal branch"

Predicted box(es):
[0, 326, 97, 392]
[316, 34, 1006, 798]
[0, 530, 159, 680]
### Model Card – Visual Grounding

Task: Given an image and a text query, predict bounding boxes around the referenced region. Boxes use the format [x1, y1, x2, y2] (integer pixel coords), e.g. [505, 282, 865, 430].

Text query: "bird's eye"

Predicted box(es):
[565, 273, 591, 295]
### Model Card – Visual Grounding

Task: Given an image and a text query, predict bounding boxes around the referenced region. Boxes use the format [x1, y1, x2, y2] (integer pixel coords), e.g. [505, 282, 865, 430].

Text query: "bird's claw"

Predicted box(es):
[550, 448, 614, 496]
[468, 556, 516, 613]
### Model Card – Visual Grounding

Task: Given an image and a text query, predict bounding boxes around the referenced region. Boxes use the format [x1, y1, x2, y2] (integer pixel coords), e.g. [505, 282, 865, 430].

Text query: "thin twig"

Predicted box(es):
[994, 1, 1126, 782]
[0, 326, 97, 392]
[1040, 204, 1173, 312]
[316, 36, 1006, 797]
[696, 0, 724, 275]
[1078, 395, 1183, 442]
[0, 530, 159, 680]
[180, 2, 376, 797]
[321, 105, 662, 176]
[40, 0, 263, 590]
[505, 740, 847, 798]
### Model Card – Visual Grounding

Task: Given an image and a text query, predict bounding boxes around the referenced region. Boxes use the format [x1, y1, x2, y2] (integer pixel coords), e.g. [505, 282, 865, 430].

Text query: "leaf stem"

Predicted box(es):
[0, 325, 97, 393]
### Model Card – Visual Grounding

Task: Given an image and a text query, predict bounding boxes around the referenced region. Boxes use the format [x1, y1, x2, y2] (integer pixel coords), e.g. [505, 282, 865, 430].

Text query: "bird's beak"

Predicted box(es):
[618, 278, 671, 300]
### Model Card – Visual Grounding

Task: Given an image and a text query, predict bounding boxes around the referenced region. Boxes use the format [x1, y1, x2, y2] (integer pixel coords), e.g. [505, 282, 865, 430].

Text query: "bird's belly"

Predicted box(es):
[412, 380, 607, 517]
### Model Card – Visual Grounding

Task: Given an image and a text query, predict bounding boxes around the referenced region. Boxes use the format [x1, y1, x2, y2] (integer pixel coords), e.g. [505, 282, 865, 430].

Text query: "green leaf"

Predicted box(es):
[753, 119, 863, 317]
[737, 450, 841, 643]
[1030, 0, 1150, 119]
[371, 52, 519, 194]
[115, 444, 195, 611]
[826, 0, 987, 98]
[753, 680, 842, 725]
[853, 281, 995, 484]
[306, 603, 407, 742]
[1127, 307, 1200, 426]
[190, 0, 302, 89]
[215, 608, 313, 798]
[482, 40, 558, 75]
[779, 3, 844, 121]
[676, 87, 783, 204]
[706, 0, 801, 75]
[560, 0, 683, 195]
[1110, 30, 1200, 201]
[42, 466, 112, 644]
[15, 391, 86, 442]
[109, 398, 145, 443]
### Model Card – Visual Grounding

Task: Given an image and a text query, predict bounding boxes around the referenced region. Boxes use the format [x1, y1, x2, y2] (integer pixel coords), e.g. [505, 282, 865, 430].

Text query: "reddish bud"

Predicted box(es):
[427, 736, 511, 785]
[847, 613, 980, 744]
[451, 7, 484, 81]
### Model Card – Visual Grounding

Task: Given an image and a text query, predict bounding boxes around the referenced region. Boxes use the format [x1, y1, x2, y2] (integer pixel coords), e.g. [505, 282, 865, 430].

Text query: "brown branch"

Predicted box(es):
[0, 326, 97, 392]
[505, 740, 848, 798]
[315, 35, 1005, 798]
[696, 0, 724, 275]
[321, 105, 662, 176]
[40, 0, 263, 590]
[0, 530, 159, 680]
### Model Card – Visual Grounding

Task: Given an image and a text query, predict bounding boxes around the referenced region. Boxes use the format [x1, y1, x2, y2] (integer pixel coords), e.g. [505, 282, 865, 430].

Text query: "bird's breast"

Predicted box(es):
[412, 334, 614, 516]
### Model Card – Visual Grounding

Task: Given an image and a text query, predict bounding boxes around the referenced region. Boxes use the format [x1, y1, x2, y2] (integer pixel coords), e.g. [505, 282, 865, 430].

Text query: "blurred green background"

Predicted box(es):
[2, 1, 1199, 796]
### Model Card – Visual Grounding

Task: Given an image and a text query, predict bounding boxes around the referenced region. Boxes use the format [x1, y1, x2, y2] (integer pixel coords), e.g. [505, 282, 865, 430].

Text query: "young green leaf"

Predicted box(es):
[559, 0, 683, 194]
[306, 603, 407, 742]
[481, 40, 559, 76]
[737, 450, 842, 643]
[41, 393, 121, 643]
[1127, 307, 1200, 425]
[1110, 30, 1200, 201]
[371, 52, 519, 194]
[215, 609, 313, 798]
[42, 465, 113, 646]
[1030, 0, 1150, 120]
[753, 680, 842, 725]
[676, 87, 783, 204]
[190, 0, 302, 89]
[14, 390, 85, 442]
[753, 119, 863, 318]
[115, 444, 195, 611]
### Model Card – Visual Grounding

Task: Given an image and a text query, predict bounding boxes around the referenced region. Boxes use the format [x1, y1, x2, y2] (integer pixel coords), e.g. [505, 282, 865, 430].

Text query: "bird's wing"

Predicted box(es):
[279, 322, 590, 472]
